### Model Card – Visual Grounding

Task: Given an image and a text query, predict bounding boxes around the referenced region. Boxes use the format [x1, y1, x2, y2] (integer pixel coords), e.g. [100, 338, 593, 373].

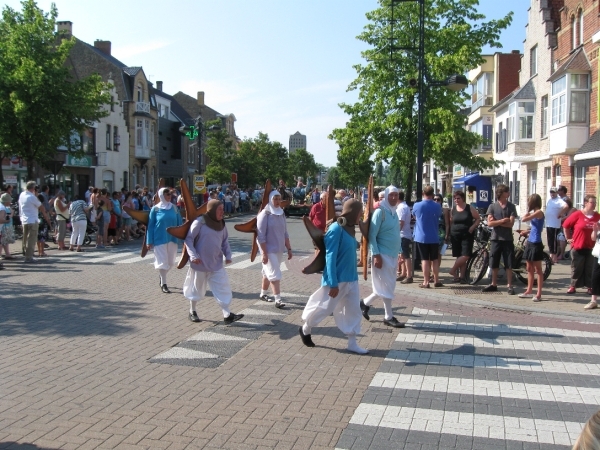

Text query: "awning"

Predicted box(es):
[452, 173, 493, 207]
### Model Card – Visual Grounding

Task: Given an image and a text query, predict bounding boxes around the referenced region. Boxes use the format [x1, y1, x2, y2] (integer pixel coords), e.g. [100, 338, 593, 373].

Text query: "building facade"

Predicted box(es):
[289, 131, 306, 153]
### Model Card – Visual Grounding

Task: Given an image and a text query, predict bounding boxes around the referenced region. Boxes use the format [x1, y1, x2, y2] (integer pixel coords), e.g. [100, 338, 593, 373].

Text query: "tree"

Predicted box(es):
[330, 0, 512, 195]
[204, 119, 236, 185]
[288, 148, 318, 186]
[326, 166, 340, 189]
[0, 0, 111, 181]
[233, 133, 289, 187]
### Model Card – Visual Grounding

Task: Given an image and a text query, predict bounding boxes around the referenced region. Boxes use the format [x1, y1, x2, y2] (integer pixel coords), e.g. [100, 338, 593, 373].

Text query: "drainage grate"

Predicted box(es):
[453, 287, 502, 295]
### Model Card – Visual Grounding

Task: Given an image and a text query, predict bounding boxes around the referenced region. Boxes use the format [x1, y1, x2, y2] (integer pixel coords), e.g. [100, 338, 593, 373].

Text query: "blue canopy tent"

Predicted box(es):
[452, 173, 492, 209]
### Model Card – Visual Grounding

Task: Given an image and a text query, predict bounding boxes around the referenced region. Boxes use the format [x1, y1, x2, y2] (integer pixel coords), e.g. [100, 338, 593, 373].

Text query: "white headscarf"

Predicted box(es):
[378, 185, 399, 214]
[264, 190, 284, 215]
[157, 188, 173, 210]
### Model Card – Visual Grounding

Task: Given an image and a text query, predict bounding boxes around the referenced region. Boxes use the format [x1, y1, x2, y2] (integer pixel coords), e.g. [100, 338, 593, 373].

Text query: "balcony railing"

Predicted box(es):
[135, 102, 150, 114]
[135, 147, 151, 159]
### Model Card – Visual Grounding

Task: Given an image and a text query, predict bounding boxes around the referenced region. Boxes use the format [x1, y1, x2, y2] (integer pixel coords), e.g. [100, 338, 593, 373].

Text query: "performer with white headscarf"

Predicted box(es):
[257, 190, 293, 308]
[360, 185, 405, 328]
[146, 187, 182, 293]
[299, 199, 368, 354]
[183, 199, 244, 324]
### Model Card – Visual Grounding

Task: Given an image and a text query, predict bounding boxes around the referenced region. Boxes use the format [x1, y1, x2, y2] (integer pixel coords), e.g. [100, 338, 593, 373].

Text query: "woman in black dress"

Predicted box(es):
[449, 190, 480, 282]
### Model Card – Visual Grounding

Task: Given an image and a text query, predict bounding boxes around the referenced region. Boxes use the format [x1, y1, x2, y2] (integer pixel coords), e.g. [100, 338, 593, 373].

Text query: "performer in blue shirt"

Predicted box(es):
[299, 199, 368, 354]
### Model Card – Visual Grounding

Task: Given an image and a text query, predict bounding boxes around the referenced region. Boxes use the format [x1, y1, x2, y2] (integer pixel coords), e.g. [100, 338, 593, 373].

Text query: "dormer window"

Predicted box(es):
[507, 101, 535, 142]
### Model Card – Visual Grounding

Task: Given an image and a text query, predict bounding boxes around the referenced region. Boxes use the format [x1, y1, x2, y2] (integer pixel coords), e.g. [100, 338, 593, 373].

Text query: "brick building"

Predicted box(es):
[554, 0, 600, 206]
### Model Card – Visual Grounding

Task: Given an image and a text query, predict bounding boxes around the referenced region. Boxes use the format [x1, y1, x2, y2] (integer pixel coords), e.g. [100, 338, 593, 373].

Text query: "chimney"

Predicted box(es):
[156, 81, 163, 92]
[197, 91, 205, 106]
[94, 40, 111, 56]
[57, 21, 72, 37]
[512, 50, 520, 54]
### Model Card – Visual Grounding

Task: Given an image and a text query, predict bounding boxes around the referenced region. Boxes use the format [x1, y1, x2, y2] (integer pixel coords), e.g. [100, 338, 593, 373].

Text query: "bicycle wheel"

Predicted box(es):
[514, 250, 528, 284]
[542, 252, 552, 281]
[466, 249, 489, 285]
[83, 234, 92, 246]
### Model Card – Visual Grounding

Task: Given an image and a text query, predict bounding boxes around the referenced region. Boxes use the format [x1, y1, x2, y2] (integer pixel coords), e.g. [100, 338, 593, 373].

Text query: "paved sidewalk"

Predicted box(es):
[1, 216, 598, 449]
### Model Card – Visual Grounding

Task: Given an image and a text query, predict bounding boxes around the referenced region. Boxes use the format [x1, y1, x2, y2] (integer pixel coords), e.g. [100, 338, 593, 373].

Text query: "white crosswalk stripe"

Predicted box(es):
[370, 373, 600, 405]
[395, 332, 600, 356]
[337, 307, 600, 449]
[349, 405, 580, 446]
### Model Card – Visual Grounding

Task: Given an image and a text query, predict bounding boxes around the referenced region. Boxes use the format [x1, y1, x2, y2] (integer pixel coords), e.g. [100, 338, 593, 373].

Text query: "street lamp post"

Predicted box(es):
[394, 0, 468, 201]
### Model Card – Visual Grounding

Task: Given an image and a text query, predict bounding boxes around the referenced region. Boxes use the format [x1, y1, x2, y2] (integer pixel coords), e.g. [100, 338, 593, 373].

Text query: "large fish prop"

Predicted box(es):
[233, 180, 290, 262]
[165, 179, 207, 269]
[300, 184, 336, 274]
[123, 178, 165, 258]
[358, 175, 374, 280]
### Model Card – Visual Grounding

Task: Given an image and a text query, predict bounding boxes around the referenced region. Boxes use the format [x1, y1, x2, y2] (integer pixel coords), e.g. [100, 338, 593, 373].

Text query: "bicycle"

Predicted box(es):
[465, 227, 552, 286]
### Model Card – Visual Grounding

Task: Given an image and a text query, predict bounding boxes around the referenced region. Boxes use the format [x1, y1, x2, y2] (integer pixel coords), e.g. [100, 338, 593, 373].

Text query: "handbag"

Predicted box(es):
[593, 241, 600, 258]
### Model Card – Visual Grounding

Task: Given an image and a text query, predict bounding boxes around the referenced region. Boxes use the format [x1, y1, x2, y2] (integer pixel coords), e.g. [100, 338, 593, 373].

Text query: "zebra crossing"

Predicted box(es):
[44, 247, 284, 270]
[336, 308, 600, 450]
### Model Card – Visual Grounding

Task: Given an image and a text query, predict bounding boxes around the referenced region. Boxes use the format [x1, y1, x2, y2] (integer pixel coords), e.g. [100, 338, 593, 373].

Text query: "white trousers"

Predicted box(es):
[262, 252, 284, 281]
[182, 267, 232, 315]
[153, 242, 177, 270]
[301, 281, 362, 336]
[370, 253, 397, 299]
[70, 219, 87, 246]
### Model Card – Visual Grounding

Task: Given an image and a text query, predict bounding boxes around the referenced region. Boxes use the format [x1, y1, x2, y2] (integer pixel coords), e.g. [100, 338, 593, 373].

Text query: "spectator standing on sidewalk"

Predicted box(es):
[0, 193, 15, 259]
[587, 222, 600, 310]
[545, 187, 568, 264]
[299, 199, 368, 354]
[360, 185, 404, 328]
[482, 184, 518, 295]
[147, 188, 182, 294]
[257, 191, 292, 309]
[557, 185, 569, 202]
[54, 191, 70, 250]
[397, 191, 413, 284]
[68, 196, 92, 252]
[311, 187, 320, 205]
[412, 186, 443, 288]
[308, 192, 328, 232]
[18, 181, 50, 263]
[36, 194, 50, 257]
[183, 199, 244, 325]
[518, 194, 545, 302]
[563, 195, 600, 295]
[449, 190, 480, 283]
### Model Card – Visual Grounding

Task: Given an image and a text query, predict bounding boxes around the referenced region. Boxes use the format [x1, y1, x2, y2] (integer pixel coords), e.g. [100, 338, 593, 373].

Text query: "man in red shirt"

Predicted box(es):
[309, 192, 328, 231]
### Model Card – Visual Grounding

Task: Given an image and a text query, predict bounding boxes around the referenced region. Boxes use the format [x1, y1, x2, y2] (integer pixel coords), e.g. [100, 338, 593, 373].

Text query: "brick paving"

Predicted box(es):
[1, 215, 599, 449]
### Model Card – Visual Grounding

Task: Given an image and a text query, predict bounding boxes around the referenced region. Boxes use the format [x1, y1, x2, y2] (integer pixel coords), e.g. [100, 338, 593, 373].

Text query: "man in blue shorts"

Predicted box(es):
[412, 185, 442, 288]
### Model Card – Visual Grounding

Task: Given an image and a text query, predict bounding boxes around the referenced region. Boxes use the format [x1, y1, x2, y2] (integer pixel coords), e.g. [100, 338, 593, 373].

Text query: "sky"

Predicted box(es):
[4, 0, 530, 168]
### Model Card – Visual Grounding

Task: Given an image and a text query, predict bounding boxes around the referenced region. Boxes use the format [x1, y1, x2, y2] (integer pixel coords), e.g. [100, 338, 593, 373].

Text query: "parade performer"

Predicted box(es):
[299, 199, 368, 354]
[146, 188, 182, 293]
[360, 185, 405, 328]
[257, 190, 292, 309]
[182, 199, 244, 324]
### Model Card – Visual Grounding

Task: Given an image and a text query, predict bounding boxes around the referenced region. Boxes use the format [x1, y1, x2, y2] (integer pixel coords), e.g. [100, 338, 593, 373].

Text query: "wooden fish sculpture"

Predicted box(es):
[165, 179, 208, 269]
[301, 184, 336, 274]
[358, 175, 374, 280]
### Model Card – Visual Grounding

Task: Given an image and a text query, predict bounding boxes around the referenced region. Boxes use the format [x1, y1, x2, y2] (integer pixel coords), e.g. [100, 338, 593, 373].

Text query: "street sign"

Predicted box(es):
[193, 175, 206, 194]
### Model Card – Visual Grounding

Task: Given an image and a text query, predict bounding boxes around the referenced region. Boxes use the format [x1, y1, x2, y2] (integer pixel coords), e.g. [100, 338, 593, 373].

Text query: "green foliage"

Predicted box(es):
[288, 148, 318, 186]
[330, 0, 512, 194]
[0, 0, 112, 180]
[204, 119, 236, 184]
[325, 166, 340, 189]
[239, 132, 289, 186]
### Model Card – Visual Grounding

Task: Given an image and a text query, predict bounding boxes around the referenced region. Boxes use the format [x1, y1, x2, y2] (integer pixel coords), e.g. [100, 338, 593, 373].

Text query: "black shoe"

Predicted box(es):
[360, 300, 370, 321]
[275, 300, 285, 309]
[401, 277, 413, 284]
[161, 284, 171, 294]
[259, 294, 273, 302]
[482, 284, 498, 293]
[224, 313, 244, 324]
[189, 311, 201, 323]
[383, 317, 405, 328]
[507, 286, 516, 295]
[298, 327, 315, 347]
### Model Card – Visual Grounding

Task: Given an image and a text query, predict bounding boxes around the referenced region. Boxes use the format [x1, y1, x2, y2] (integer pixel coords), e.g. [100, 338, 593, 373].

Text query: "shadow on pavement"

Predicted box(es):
[0, 442, 59, 449]
[0, 280, 145, 338]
